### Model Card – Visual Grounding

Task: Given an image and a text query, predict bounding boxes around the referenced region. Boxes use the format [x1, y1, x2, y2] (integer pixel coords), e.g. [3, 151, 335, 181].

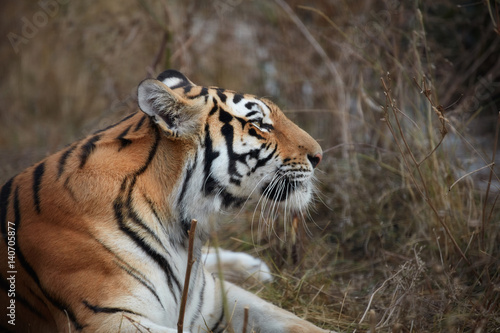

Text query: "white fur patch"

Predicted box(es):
[161, 76, 184, 88]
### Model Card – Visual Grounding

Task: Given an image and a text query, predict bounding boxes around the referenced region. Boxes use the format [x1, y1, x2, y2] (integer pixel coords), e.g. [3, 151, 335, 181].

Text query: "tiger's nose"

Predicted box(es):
[307, 153, 322, 168]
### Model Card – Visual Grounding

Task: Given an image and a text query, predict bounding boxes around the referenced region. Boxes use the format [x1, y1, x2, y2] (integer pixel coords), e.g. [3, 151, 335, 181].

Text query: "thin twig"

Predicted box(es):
[481, 112, 500, 246]
[412, 77, 448, 166]
[307, 284, 325, 308]
[369, 309, 376, 333]
[448, 163, 495, 192]
[359, 266, 405, 324]
[123, 315, 151, 332]
[242, 306, 249, 333]
[177, 219, 198, 333]
[338, 281, 350, 323]
[64, 310, 72, 333]
[487, 191, 500, 230]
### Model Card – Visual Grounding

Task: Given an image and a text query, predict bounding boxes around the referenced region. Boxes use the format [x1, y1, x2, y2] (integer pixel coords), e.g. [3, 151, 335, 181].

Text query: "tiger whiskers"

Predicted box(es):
[255, 172, 299, 241]
[256, 172, 286, 239]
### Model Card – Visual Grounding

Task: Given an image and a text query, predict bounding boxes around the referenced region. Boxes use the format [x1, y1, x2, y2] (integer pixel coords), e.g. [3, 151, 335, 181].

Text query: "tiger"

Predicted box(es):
[0, 69, 331, 333]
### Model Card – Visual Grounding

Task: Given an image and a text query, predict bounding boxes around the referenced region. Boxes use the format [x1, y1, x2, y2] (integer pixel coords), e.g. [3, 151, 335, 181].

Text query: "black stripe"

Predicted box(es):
[245, 101, 256, 110]
[116, 125, 133, 151]
[177, 164, 194, 209]
[12, 187, 84, 330]
[203, 123, 220, 195]
[125, 180, 163, 246]
[209, 100, 219, 116]
[144, 195, 170, 240]
[219, 112, 244, 184]
[219, 108, 233, 123]
[210, 305, 225, 333]
[199, 87, 208, 96]
[83, 300, 142, 316]
[219, 108, 268, 185]
[247, 148, 261, 161]
[248, 128, 265, 140]
[144, 195, 168, 230]
[187, 87, 209, 99]
[0, 177, 14, 241]
[233, 94, 243, 104]
[216, 89, 227, 103]
[177, 155, 197, 223]
[63, 177, 78, 202]
[221, 190, 245, 207]
[79, 135, 101, 168]
[235, 117, 247, 128]
[245, 110, 259, 118]
[117, 261, 164, 308]
[203, 175, 219, 197]
[32, 163, 45, 214]
[58, 144, 77, 179]
[261, 123, 274, 131]
[134, 115, 147, 132]
[181, 219, 192, 237]
[252, 143, 278, 172]
[135, 119, 160, 176]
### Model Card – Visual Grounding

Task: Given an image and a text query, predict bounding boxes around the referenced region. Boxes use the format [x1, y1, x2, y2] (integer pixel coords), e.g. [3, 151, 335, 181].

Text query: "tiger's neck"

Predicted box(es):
[120, 114, 218, 247]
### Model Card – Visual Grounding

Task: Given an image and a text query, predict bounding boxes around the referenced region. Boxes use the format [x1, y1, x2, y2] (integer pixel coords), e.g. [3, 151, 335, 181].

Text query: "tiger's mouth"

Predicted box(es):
[261, 176, 309, 202]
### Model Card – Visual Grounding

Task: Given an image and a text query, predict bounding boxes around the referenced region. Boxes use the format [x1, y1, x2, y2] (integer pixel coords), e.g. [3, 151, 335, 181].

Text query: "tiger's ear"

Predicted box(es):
[137, 78, 203, 138]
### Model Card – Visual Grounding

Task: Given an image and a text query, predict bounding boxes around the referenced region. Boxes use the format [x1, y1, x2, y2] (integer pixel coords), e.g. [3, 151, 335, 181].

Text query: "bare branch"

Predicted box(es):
[177, 219, 198, 333]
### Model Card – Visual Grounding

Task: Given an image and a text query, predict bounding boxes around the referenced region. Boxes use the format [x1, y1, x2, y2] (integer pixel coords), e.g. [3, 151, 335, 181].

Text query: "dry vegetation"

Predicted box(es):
[1, 0, 500, 332]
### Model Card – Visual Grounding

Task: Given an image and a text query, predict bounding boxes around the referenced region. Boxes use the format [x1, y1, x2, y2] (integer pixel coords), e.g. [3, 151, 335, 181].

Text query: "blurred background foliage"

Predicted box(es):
[1, 0, 499, 331]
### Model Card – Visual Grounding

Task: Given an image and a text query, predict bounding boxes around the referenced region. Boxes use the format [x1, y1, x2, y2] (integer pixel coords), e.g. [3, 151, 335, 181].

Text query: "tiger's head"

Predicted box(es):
[137, 70, 322, 219]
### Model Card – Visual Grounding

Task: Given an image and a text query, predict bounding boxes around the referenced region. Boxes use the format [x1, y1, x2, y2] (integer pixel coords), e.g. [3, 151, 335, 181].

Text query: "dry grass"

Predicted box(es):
[1, 0, 499, 332]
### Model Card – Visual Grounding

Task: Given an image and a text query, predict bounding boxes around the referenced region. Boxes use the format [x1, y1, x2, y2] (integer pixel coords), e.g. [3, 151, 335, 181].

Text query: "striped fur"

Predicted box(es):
[0, 70, 330, 332]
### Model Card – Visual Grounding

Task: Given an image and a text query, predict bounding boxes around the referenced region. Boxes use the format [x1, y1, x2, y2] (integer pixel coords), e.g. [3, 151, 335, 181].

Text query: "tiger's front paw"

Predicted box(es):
[203, 247, 272, 284]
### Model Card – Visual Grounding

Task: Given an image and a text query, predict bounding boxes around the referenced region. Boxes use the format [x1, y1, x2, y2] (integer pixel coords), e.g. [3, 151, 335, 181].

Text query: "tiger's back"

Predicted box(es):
[0, 70, 327, 333]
